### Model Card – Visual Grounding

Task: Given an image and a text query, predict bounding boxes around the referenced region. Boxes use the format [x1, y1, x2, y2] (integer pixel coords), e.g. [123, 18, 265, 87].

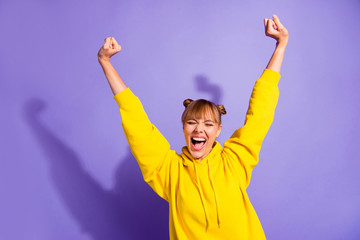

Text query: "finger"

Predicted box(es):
[266, 19, 273, 31]
[111, 37, 121, 51]
[109, 37, 115, 49]
[111, 37, 120, 50]
[268, 19, 276, 31]
[110, 37, 116, 49]
[264, 18, 267, 27]
[110, 37, 117, 50]
[104, 37, 111, 48]
[111, 37, 119, 46]
[272, 15, 284, 30]
[272, 19, 277, 30]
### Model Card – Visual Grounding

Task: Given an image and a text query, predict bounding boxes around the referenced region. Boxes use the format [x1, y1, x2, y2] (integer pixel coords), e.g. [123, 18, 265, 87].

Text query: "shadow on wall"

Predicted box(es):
[23, 99, 168, 240]
[195, 74, 223, 103]
[22, 74, 222, 239]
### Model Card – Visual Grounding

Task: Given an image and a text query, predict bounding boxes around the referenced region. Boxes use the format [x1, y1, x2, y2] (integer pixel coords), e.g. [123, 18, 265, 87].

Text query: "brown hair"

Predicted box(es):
[181, 99, 227, 125]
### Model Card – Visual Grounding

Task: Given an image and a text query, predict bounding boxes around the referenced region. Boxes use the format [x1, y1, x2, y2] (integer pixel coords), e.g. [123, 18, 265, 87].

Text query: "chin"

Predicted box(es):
[186, 141, 213, 160]
[190, 148, 211, 160]
[191, 152, 203, 159]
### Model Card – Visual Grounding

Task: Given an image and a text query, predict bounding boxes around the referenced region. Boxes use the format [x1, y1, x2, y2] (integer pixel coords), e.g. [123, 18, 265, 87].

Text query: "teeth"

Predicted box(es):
[192, 137, 206, 142]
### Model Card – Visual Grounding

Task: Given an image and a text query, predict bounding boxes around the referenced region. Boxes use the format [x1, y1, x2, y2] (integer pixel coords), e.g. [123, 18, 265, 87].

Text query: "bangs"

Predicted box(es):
[182, 100, 220, 124]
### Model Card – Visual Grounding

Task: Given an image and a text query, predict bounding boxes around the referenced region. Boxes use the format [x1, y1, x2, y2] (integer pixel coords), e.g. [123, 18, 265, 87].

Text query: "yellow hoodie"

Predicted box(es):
[114, 69, 280, 240]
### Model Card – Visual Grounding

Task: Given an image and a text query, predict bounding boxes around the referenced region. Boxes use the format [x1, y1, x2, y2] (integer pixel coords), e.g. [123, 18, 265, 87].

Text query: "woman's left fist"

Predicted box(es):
[264, 15, 289, 45]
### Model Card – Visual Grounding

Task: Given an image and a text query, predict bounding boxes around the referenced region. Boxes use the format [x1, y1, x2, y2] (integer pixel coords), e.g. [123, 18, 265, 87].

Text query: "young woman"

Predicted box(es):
[98, 15, 288, 240]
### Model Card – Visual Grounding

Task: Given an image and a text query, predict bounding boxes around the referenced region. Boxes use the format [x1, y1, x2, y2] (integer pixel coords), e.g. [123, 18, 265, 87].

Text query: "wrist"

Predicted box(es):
[275, 40, 288, 50]
[98, 56, 111, 65]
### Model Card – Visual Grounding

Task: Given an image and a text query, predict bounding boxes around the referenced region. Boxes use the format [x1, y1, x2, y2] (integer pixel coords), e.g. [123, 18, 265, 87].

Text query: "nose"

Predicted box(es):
[194, 123, 204, 133]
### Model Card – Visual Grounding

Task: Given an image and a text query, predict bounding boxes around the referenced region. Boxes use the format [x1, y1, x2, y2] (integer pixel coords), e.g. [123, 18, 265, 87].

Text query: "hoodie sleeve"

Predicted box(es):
[114, 88, 175, 201]
[223, 69, 280, 188]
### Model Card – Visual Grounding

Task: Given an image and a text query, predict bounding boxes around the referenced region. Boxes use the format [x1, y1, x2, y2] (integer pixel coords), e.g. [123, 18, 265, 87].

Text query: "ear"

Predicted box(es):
[216, 124, 222, 137]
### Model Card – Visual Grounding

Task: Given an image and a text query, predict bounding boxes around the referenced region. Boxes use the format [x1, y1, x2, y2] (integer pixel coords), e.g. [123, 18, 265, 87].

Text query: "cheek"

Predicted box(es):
[209, 129, 220, 139]
[183, 125, 194, 134]
[183, 127, 191, 139]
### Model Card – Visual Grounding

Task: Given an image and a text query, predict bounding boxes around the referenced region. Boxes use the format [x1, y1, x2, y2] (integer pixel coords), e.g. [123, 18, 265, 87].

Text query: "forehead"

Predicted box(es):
[183, 105, 218, 121]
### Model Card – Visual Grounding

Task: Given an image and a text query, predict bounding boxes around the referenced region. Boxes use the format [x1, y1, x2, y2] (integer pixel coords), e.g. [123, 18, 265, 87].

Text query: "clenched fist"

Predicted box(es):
[97, 37, 122, 62]
[264, 15, 289, 46]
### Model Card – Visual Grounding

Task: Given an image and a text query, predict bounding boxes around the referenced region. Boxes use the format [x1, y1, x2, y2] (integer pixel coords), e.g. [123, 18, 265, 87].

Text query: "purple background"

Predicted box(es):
[1, 0, 360, 239]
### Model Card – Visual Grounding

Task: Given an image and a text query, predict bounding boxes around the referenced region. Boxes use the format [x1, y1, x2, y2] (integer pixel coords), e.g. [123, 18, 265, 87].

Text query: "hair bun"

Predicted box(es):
[217, 105, 227, 115]
[183, 99, 194, 108]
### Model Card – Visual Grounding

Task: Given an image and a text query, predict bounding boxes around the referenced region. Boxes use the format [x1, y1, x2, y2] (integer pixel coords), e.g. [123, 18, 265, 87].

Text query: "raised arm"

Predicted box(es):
[98, 38, 176, 200]
[223, 15, 288, 188]
[264, 15, 289, 73]
[98, 37, 127, 95]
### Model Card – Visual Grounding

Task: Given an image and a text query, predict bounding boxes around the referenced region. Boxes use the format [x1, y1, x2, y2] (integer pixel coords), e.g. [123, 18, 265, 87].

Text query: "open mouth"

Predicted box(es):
[191, 137, 206, 151]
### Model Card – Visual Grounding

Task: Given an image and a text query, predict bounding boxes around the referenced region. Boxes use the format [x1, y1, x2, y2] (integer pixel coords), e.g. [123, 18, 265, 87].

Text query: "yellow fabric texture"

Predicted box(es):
[114, 69, 280, 240]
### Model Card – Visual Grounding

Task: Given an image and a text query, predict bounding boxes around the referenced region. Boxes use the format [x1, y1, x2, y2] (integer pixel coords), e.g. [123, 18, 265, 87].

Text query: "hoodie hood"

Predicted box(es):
[180, 141, 223, 230]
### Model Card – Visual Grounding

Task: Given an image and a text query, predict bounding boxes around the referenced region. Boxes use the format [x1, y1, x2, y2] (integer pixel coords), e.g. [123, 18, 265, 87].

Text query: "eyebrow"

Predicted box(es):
[198, 119, 216, 123]
[187, 119, 215, 122]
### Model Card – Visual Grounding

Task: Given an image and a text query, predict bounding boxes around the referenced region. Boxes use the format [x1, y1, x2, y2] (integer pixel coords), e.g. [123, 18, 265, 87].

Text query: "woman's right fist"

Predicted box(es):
[97, 37, 121, 62]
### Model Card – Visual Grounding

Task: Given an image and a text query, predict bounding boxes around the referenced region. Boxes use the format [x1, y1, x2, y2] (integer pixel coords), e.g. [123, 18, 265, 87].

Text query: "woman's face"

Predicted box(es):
[183, 114, 222, 161]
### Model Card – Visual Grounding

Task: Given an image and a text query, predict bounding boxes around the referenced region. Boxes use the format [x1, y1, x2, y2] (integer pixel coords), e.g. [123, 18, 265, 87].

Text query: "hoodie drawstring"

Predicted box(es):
[194, 164, 210, 231]
[193, 160, 221, 231]
[208, 160, 221, 228]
